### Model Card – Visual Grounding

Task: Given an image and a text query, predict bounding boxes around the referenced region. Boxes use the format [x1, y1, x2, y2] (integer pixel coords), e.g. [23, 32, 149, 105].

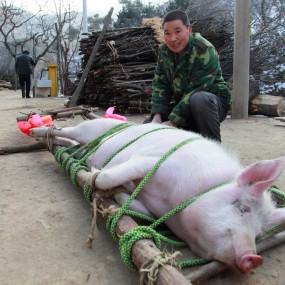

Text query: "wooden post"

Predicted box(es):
[68, 8, 114, 107]
[231, 0, 251, 119]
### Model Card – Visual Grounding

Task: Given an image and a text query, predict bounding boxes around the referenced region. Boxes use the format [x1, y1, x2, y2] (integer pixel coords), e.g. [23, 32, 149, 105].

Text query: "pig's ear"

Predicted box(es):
[237, 157, 285, 198]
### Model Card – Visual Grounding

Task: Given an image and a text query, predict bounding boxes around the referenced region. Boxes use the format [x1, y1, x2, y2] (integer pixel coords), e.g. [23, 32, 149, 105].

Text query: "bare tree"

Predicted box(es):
[0, 0, 82, 94]
[53, 1, 82, 95]
[250, 0, 285, 94]
[0, 1, 38, 54]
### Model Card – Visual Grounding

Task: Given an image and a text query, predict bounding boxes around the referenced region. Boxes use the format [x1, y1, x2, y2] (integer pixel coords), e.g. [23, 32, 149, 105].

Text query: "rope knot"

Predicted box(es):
[97, 204, 119, 218]
[139, 251, 181, 285]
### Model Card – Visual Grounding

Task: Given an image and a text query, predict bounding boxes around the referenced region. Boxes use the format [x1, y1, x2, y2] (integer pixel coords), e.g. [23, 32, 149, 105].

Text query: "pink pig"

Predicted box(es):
[31, 118, 285, 273]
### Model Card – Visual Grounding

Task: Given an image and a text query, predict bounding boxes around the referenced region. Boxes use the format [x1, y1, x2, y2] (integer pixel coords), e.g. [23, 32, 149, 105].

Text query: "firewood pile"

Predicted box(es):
[76, 18, 163, 114]
[0, 80, 12, 90]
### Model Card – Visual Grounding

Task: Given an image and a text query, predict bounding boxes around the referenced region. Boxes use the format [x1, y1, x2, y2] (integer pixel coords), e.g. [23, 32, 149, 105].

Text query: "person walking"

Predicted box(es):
[145, 10, 231, 142]
[15, 50, 36, 98]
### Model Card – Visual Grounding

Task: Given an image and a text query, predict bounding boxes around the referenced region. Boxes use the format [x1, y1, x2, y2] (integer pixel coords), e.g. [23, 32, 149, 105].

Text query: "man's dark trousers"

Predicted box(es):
[19, 74, 31, 98]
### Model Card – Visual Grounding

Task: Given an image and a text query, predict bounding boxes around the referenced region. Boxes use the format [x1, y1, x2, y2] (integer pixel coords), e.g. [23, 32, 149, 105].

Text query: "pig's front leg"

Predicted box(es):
[265, 208, 285, 228]
[95, 155, 158, 190]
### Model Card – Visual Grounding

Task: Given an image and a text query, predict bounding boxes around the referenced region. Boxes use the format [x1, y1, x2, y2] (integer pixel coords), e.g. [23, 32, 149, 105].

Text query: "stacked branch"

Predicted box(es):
[76, 25, 161, 114]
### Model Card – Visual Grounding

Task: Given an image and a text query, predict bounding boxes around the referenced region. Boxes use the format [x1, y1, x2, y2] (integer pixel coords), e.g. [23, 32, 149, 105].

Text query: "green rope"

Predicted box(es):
[119, 226, 210, 270]
[119, 226, 162, 270]
[268, 185, 285, 206]
[178, 258, 209, 268]
[84, 183, 94, 204]
[70, 163, 89, 187]
[64, 157, 79, 175]
[257, 222, 285, 241]
[123, 210, 156, 223]
[101, 126, 180, 168]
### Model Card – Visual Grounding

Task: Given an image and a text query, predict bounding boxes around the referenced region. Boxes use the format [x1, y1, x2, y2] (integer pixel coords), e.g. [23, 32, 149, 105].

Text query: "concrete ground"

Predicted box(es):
[0, 90, 285, 285]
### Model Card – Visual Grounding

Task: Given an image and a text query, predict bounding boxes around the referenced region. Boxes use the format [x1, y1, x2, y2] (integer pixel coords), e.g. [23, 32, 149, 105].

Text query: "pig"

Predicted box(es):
[30, 118, 285, 274]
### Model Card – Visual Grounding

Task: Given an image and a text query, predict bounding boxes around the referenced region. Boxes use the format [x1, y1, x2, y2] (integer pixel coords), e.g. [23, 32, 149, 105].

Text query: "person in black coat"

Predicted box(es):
[15, 50, 36, 98]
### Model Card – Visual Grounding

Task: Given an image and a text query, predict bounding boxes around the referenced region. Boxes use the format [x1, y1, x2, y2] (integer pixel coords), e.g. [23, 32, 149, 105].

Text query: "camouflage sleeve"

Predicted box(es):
[168, 47, 220, 127]
[150, 58, 172, 116]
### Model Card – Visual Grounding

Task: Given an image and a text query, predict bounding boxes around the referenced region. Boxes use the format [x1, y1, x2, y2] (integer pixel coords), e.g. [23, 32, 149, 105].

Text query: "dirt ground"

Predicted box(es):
[0, 89, 285, 285]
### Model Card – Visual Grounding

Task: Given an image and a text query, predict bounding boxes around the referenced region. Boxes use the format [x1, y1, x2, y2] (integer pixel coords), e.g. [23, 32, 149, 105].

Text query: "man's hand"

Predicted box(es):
[151, 113, 163, 124]
[162, 120, 177, 127]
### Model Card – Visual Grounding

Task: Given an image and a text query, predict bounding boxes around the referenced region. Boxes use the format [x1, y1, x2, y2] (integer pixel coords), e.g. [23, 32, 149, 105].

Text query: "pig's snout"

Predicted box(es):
[238, 254, 263, 273]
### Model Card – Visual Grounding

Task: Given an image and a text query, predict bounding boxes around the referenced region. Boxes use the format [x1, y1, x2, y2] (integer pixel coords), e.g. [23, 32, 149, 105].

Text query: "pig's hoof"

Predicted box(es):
[238, 254, 263, 273]
[82, 169, 101, 189]
[30, 127, 48, 137]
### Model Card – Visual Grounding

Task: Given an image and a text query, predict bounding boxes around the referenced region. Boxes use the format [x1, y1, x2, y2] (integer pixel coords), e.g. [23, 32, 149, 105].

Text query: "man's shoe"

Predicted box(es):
[26, 96, 31, 98]
[22, 92, 25, 98]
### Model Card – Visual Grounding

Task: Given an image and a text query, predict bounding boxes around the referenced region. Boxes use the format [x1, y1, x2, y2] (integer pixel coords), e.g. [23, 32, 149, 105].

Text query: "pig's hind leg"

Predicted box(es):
[114, 192, 153, 217]
[30, 126, 68, 138]
[31, 127, 80, 148]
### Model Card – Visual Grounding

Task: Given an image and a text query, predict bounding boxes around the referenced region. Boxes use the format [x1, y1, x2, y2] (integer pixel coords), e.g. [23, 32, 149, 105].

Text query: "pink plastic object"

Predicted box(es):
[104, 107, 127, 121]
[17, 114, 53, 136]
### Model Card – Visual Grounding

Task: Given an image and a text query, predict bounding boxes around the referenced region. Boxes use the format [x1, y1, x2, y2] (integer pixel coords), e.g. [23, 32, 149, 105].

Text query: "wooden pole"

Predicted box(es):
[16, 106, 99, 121]
[55, 23, 64, 95]
[82, 0, 88, 34]
[0, 142, 47, 155]
[68, 7, 114, 107]
[231, 0, 251, 119]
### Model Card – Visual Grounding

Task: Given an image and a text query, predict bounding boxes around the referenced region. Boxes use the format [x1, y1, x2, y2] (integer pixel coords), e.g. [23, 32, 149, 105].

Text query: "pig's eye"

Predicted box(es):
[233, 200, 251, 216]
[238, 204, 251, 216]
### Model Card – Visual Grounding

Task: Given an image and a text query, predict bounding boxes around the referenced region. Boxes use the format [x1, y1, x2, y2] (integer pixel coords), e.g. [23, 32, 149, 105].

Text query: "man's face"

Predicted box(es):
[163, 19, 192, 54]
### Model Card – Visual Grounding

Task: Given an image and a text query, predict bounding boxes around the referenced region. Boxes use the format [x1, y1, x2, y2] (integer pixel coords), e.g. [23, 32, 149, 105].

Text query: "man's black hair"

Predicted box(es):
[23, 50, 30, 55]
[162, 10, 190, 27]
